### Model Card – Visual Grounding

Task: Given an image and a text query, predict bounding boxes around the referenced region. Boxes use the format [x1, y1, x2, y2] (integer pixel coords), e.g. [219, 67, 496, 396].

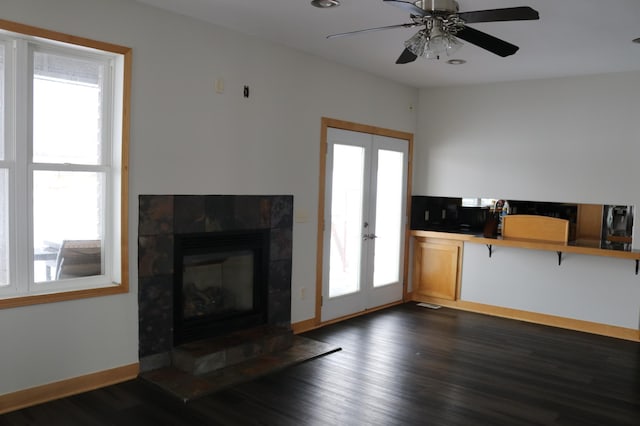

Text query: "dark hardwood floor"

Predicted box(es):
[2, 303, 639, 425]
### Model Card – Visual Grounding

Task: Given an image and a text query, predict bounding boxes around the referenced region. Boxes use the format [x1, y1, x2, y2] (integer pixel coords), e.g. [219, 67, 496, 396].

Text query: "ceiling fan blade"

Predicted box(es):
[327, 23, 417, 39]
[396, 48, 418, 64]
[383, 0, 427, 17]
[458, 6, 539, 23]
[455, 26, 519, 57]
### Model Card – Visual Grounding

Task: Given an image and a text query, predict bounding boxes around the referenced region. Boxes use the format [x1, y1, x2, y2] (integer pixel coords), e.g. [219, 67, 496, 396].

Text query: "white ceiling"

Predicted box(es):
[136, 0, 640, 88]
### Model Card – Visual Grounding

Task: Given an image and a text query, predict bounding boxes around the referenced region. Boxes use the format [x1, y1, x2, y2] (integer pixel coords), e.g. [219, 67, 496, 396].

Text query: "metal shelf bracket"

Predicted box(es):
[557, 251, 562, 266]
[486, 244, 493, 258]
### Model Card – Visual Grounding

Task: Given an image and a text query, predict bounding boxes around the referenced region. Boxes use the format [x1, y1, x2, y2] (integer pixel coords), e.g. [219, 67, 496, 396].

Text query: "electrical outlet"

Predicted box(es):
[300, 287, 306, 300]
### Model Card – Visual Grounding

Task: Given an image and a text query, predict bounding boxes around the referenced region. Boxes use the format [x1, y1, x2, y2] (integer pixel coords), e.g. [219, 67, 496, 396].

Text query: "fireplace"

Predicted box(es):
[138, 195, 293, 371]
[174, 230, 270, 345]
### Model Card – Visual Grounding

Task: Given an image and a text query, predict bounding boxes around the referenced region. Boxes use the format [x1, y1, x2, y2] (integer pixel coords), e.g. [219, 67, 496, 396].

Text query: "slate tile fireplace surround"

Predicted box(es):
[138, 195, 293, 371]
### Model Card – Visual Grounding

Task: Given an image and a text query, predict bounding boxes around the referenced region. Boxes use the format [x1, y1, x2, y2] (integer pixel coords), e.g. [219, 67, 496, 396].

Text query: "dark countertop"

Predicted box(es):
[411, 226, 484, 236]
[411, 227, 636, 253]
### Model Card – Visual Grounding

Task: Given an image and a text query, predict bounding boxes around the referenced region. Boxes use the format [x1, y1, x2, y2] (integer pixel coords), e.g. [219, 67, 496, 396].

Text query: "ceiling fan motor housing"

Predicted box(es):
[416, 0, 459, 14]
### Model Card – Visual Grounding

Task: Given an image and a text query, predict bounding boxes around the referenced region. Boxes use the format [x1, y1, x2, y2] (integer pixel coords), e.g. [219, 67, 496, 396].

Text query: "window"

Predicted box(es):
[0, 21, 130, 307]
[462, 198, 497, 208]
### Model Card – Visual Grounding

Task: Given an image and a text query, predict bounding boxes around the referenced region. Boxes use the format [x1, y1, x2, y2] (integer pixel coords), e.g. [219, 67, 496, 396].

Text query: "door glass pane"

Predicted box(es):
[33, 171, 104, 282]
[329, 144, 365, 298]
[0, 46, 6, 286]
[0, 43, 4, 160]
[32, 51, 104, 165]
[373, 149, 404, 287]
[0, 169, 8, 287]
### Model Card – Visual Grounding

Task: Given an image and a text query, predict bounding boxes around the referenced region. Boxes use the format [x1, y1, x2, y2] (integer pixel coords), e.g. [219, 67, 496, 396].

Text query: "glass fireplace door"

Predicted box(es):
[174, 230, 269, 345]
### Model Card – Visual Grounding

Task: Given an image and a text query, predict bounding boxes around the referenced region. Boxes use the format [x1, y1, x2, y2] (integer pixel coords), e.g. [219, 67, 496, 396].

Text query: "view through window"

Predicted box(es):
[32, 51, 106, 283]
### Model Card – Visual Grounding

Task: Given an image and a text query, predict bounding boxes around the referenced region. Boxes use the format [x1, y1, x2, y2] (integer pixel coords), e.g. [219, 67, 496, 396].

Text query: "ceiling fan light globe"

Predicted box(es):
[426, 35, 448, 55]
[445, 35, 463, 55]
[422, 29, 462, 59]
[404, 31, 427, 56]
[423, 49, 440, 60]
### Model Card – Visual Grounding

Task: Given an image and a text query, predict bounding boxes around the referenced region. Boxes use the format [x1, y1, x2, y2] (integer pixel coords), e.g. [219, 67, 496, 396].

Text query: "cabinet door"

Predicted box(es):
[414, 239, 460, 301]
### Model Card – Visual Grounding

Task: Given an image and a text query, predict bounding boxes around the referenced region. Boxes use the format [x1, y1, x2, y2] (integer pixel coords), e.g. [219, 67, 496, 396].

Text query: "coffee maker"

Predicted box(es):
[602, 205, 633, 249]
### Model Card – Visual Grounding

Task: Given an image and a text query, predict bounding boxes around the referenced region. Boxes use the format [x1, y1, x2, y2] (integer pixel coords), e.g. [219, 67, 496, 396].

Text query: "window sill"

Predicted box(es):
[0, 282, 128, 309]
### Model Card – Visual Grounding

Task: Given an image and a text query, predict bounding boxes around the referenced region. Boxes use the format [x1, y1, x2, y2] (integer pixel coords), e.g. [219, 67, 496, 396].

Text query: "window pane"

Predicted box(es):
[0, 169, 8, 287]
[373, 150, 404, 287]
[33, 52, 104, 165]
[328, 144, 365, 298]
[0, 43, 4, 160]
[33, 170, 104, 282]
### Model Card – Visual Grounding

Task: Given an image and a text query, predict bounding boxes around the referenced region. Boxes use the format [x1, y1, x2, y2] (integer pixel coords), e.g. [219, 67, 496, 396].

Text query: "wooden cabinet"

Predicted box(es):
[413, 237, 462, 301]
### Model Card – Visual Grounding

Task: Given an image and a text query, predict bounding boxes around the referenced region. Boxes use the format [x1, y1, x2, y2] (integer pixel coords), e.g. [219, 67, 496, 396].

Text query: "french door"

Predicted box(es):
[321, 127, 409, 322]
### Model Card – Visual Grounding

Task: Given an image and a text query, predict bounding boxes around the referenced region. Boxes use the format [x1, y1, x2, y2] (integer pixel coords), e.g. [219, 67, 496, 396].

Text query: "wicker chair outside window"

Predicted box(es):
[55, 240, 102, 280]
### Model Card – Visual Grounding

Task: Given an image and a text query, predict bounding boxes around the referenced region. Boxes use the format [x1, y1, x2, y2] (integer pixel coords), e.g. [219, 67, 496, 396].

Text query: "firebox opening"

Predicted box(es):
[173, 229, 270, 345]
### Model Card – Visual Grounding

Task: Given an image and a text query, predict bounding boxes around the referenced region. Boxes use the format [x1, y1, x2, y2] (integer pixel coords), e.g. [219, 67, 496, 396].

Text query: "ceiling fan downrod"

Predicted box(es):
[414, 0, 459, 15]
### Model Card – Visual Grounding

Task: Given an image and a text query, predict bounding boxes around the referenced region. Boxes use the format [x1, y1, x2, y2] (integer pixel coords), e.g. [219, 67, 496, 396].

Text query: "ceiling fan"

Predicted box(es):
[327, 0, 540, 64]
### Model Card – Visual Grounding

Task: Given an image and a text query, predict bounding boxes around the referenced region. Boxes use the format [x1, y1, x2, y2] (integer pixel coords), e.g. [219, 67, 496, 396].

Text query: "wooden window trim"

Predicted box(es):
[0, 19, 131, 309]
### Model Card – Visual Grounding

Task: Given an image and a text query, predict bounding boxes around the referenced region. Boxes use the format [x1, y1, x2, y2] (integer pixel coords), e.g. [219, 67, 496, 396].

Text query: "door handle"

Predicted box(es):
[362, 233, 378, 241]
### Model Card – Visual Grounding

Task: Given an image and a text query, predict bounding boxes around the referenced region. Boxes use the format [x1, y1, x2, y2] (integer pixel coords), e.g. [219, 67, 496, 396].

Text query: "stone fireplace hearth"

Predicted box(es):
[138, 195, 293, 371]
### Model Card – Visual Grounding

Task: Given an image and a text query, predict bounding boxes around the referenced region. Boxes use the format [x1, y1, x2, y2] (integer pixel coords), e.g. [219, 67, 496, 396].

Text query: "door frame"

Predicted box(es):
[315, 117, 413, 325]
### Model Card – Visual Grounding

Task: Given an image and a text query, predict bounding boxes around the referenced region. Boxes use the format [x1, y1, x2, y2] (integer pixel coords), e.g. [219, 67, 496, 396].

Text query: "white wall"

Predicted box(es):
[461, 244, 640, 329]
[415, 72, 640, 208]
[415, 72, 640, 330]
[0, 0, 417, 396]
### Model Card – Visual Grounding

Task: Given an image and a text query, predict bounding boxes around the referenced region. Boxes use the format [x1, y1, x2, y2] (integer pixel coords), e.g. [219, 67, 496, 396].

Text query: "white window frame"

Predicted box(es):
[0, 20, 130, 307]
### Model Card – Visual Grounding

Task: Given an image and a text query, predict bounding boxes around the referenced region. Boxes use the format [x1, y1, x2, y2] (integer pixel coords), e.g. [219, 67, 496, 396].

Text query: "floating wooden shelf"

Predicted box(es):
[411, 229, 640, 274]
[469, 237, 640, 274]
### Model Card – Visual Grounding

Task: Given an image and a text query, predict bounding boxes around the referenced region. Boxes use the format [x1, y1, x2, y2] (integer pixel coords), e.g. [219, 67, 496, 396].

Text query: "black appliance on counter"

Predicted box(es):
[602, 205, 633, 249]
